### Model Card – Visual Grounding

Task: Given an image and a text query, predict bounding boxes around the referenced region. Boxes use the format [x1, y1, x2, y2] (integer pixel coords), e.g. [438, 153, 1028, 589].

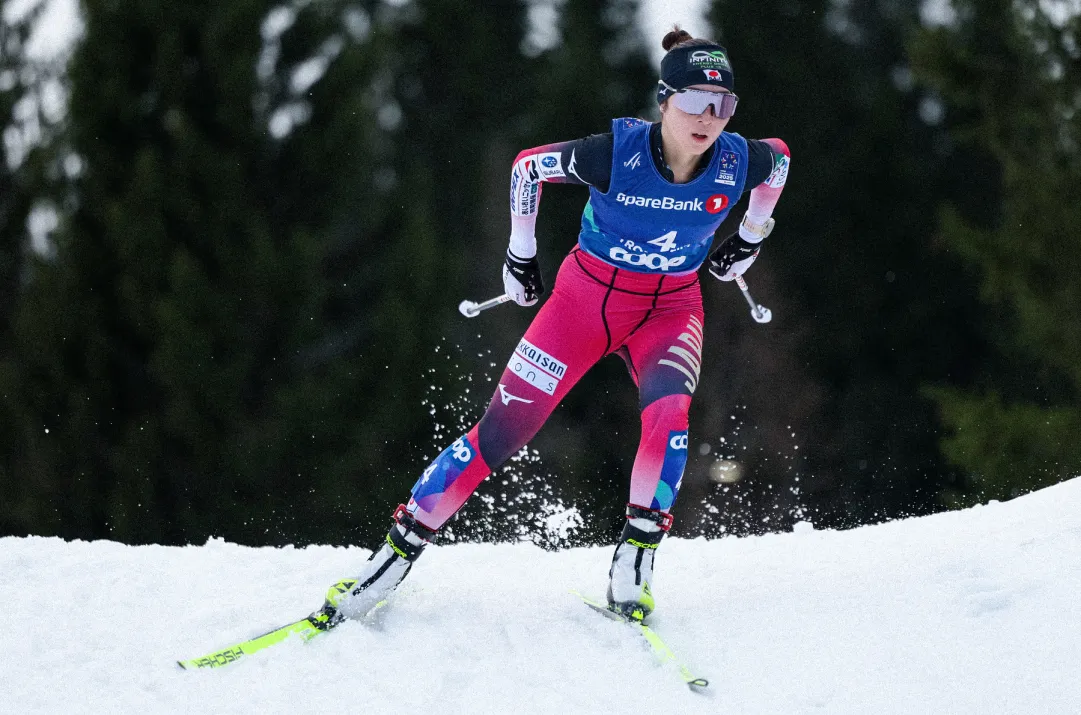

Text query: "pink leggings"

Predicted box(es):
[406, 248, 705, 530]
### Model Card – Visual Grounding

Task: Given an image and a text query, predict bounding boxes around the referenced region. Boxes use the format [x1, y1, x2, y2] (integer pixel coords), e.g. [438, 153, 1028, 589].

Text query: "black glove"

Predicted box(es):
[502, 250, 545, 306]
[708, 231, 762, 282]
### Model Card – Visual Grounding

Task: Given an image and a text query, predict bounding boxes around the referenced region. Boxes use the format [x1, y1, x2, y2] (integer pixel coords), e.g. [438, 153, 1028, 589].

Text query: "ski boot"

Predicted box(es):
[311, 505, 436, 628]
[606, 504, 672, 621]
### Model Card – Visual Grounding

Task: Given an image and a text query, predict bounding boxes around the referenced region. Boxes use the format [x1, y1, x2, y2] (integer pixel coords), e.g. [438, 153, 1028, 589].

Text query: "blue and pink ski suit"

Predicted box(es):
[407, 118, 790, 531]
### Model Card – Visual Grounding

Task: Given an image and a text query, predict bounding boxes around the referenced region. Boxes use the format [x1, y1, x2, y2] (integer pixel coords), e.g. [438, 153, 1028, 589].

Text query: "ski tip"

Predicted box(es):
[688, 677, 710, 692]
[177, 660, 188, 670]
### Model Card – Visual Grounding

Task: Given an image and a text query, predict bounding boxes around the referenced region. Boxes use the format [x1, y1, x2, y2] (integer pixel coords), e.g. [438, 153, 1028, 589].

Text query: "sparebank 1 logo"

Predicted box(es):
[705, 194, 729, 214]
[688, 50, 731, 71]
[614, 191, 729, 215]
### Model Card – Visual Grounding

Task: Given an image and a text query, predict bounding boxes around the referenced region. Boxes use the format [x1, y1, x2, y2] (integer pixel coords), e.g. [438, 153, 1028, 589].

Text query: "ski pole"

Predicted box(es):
[458, 293, 511, 318]
[735, 275, 772, 324]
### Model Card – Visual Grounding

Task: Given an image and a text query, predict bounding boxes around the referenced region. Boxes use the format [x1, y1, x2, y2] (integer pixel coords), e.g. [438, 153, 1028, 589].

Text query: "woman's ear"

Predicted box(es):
[658, 100, 667, 116]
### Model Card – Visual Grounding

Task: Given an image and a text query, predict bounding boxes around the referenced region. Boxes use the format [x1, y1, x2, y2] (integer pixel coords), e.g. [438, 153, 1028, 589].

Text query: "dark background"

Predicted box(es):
[2, 0, 1079, 549]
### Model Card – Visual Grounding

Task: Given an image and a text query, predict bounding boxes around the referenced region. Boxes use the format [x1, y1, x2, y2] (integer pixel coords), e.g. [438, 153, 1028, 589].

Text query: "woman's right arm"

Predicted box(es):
[507, 133, 613, 261]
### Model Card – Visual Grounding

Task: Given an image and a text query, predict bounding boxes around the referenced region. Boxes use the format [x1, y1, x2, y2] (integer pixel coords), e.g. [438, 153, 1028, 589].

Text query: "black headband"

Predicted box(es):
[656, 44, 735, 104]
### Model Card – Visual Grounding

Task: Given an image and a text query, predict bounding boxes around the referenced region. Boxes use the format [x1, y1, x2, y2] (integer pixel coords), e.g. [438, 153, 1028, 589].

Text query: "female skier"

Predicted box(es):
[315, 27, 790, 623]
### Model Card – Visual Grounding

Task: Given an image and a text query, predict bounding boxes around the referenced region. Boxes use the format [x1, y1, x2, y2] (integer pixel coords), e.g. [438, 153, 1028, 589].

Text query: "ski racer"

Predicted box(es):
[314, 26, 791, 624]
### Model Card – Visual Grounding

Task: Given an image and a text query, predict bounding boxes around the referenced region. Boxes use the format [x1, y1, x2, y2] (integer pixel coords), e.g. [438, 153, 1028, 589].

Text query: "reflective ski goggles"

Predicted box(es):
[660, 83, 739, 119]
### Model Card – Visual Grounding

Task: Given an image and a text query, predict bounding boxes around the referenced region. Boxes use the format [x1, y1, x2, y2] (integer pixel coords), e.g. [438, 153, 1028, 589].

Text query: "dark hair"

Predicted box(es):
[661, 25, 717, 52]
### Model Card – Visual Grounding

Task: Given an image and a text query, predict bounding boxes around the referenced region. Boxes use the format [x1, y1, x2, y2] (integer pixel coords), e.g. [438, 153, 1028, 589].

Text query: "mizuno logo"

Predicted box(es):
[567, 149, 589, 185]
[498, 383, 534, 405]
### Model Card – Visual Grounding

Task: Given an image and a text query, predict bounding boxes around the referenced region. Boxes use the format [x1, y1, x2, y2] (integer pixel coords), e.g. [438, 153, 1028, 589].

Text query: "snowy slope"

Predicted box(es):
[2, 478, 1080, 715]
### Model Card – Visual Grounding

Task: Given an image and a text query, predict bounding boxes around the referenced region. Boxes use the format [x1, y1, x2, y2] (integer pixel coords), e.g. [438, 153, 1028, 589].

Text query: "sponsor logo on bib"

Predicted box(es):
[615, 192, 704, 211]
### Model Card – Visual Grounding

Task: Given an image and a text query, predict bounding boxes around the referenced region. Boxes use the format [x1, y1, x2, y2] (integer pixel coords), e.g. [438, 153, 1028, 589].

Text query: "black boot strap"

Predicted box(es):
[386, 505, 436, 562]
[620, 519, 665, 547]
[626, 504, 674, 532]
[386, 527, 426, 562]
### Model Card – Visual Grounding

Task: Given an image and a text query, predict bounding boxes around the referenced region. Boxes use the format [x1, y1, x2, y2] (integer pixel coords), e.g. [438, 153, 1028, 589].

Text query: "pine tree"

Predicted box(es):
[911, 0, 1081, 503]
[0, 0, 399, 544]
[0, 0, 547, 546]
[700, 0, 985, 528]
[0, 0, 77, 534]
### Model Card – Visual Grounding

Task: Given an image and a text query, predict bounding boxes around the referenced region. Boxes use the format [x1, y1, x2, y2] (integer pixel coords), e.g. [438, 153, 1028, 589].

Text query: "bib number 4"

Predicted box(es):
[611, 230, 689, 271]
[646, 230, 679, 253]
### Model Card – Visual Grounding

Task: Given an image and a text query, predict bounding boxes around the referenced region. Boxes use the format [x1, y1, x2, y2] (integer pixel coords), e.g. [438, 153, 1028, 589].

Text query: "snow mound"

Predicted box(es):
[2, 478, 1079, 714]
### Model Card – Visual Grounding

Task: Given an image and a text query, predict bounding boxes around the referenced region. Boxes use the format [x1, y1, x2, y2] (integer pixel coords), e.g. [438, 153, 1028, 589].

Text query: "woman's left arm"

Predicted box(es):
[707, 138, 790, 281]
[742, 137, 790, 238]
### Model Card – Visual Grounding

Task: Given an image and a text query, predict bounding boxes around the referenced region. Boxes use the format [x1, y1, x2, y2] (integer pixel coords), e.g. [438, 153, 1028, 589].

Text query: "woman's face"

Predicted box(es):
[659, 84, 732, 156]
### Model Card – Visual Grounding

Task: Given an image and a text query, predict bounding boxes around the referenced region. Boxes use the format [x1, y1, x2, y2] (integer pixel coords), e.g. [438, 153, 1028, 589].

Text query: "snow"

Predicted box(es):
[2, 478, 1080, 714]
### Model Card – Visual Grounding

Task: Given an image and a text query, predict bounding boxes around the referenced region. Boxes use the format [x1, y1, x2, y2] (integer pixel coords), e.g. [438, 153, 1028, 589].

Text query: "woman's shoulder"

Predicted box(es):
[718, 130, 748, 147]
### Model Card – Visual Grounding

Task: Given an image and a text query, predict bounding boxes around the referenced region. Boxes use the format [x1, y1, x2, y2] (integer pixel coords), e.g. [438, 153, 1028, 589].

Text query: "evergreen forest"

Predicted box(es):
[2, 0, 1079, 549]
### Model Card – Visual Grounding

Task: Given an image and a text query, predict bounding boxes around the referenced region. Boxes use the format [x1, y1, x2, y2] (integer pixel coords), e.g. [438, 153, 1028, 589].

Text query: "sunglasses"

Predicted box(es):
[662, 84, 739, 119]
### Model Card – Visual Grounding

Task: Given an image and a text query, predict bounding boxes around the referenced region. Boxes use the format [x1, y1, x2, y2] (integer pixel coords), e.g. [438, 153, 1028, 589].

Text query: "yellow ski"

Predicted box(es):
[178, 579, 387, 670]
[572, 590, 709, 691]
[177, 613, 332, 669]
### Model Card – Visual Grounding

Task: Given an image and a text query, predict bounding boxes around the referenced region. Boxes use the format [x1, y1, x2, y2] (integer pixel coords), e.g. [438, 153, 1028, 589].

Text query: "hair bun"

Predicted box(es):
[661, 26, 694, 52]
